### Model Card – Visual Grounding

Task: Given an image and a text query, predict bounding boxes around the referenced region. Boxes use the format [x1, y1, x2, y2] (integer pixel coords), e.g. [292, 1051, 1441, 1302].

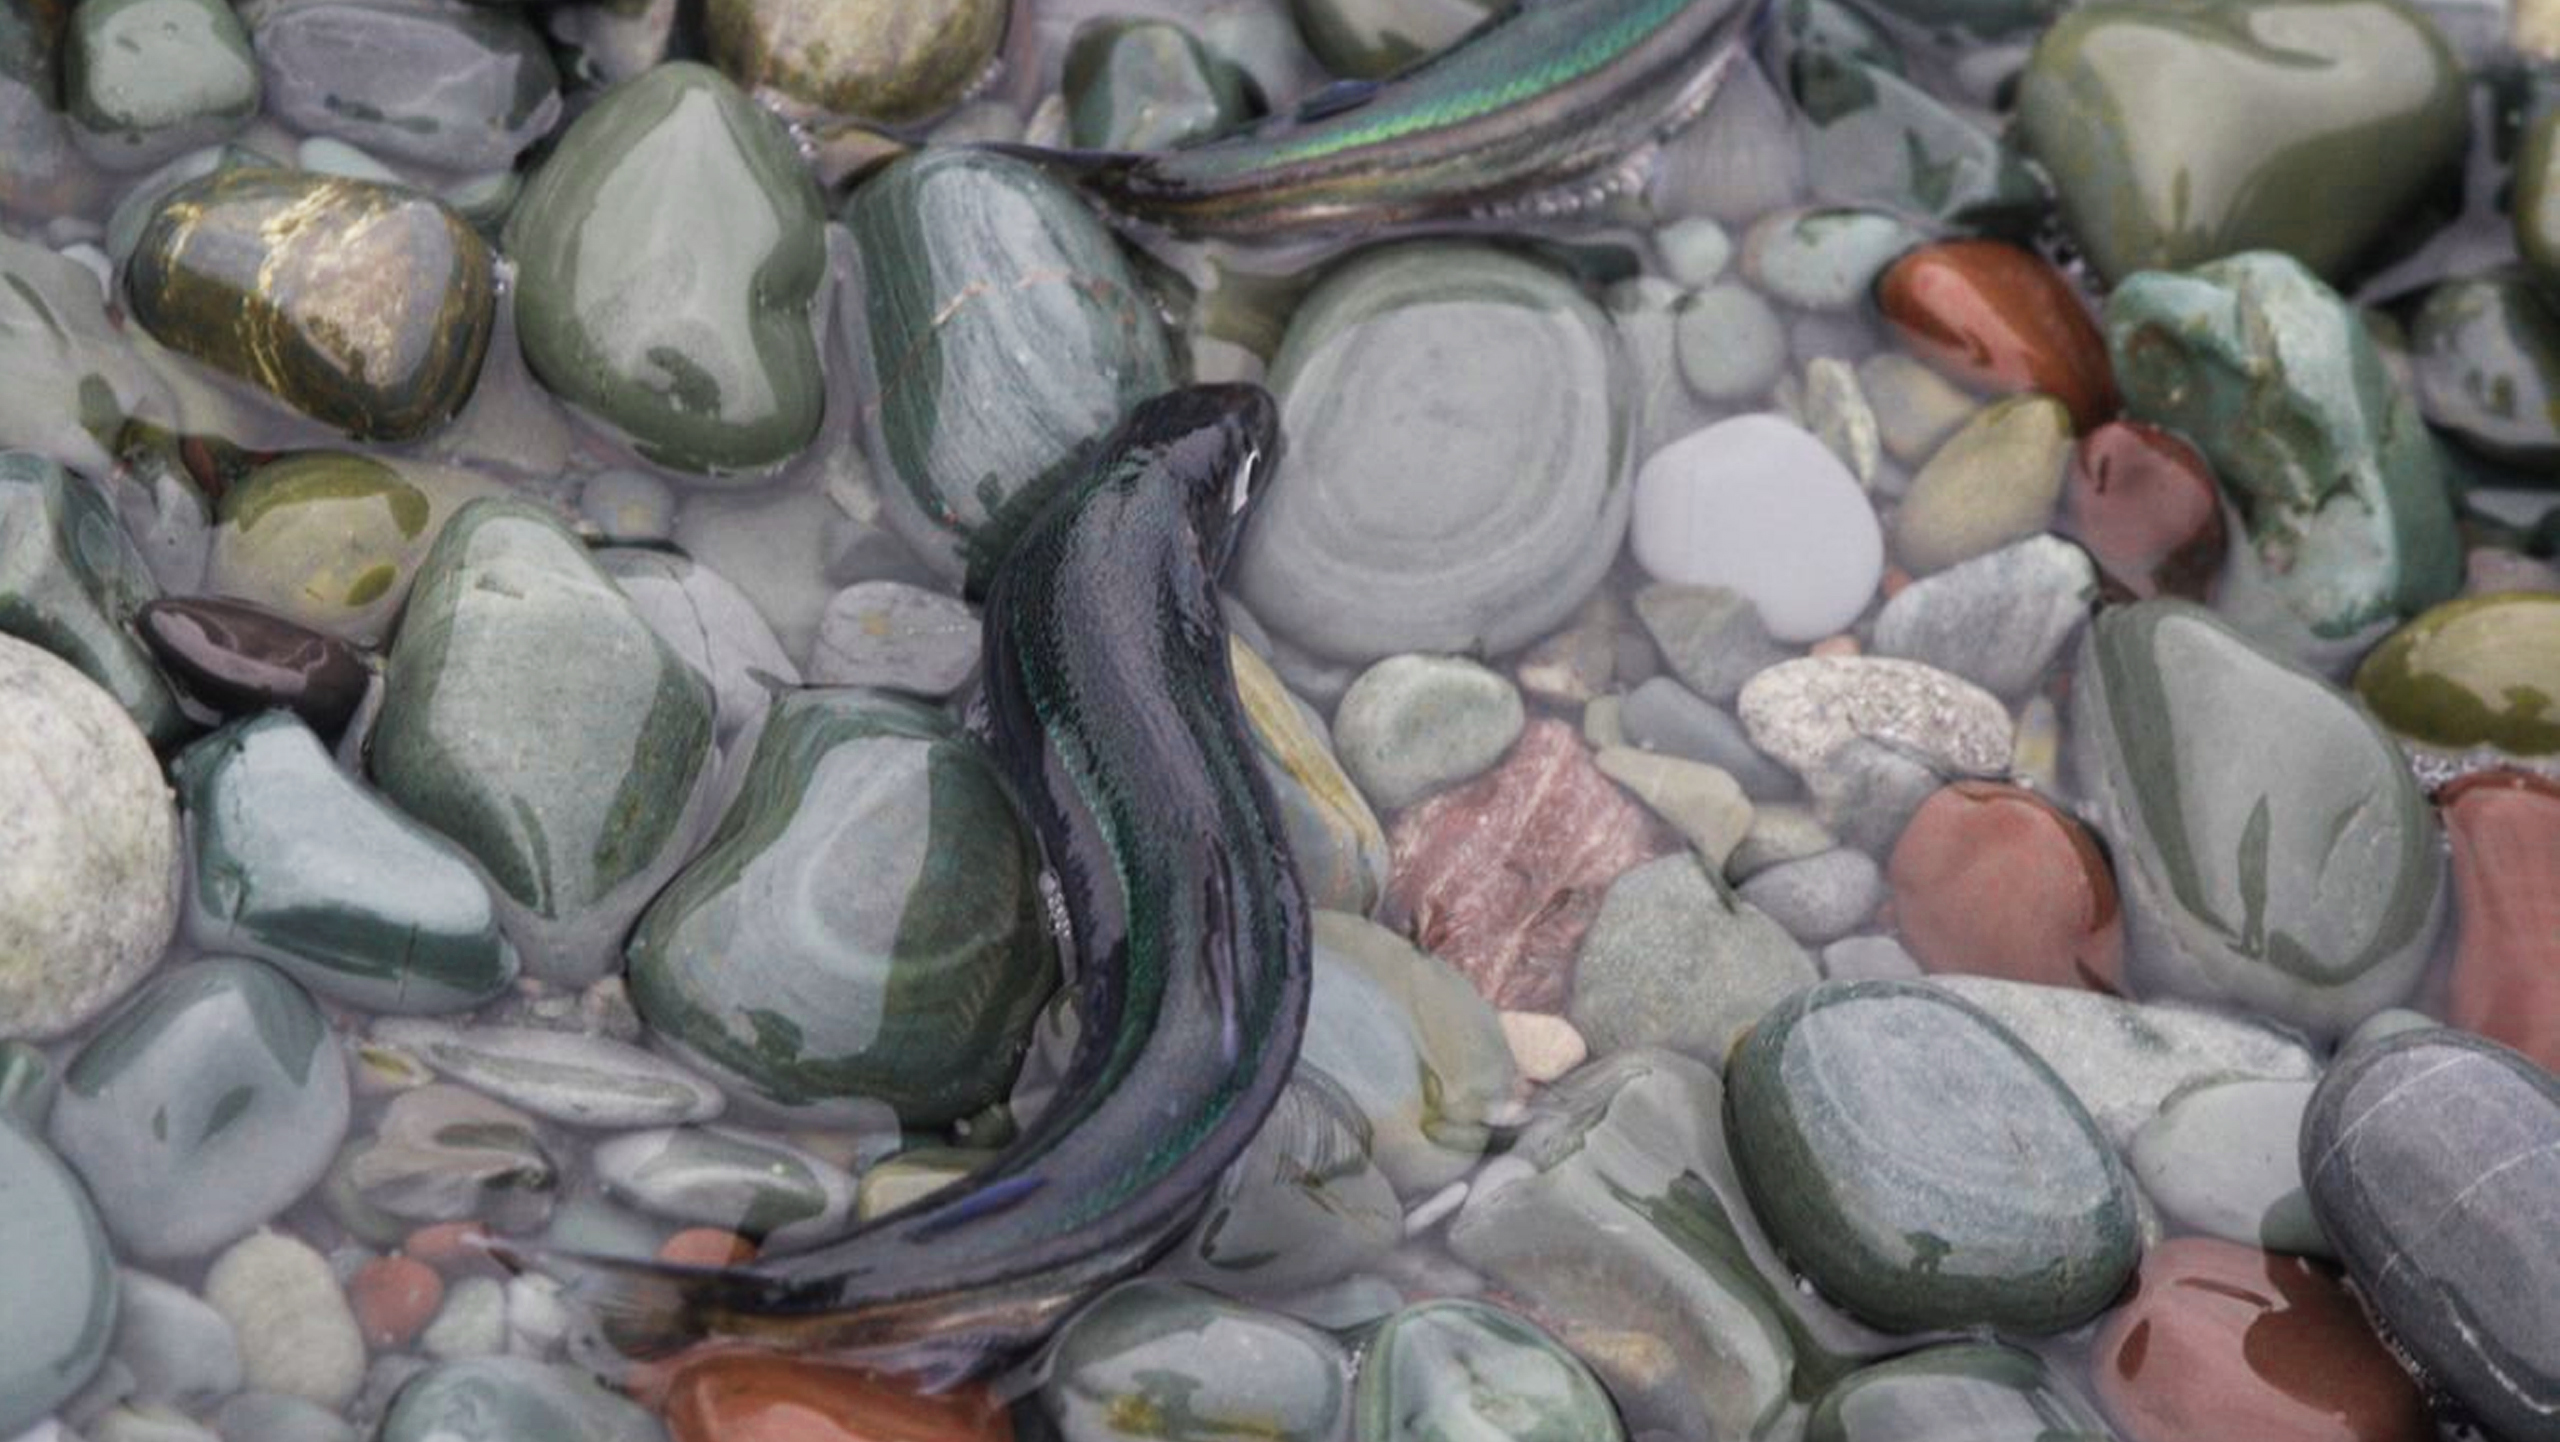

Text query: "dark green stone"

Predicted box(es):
[2070, 600, 2446, 1036]
[2105, 250, 2461, 653]
[64, 0, 259, 170]
[626, 688, 1054, 1126]
[505, 62, 825, 476]
[0, 449, 186, 747]
[1064, 18, 1253, 152]
[205, 450, 503, 647]
[174, 713, 519, 1015]
[0, 1119, 118, 1438]
[1725, 980, 2139, 1335]
[1287, 0, 1507, 77]
[373, 498, 716, 984]
[1354, 1299, 1624, 1442]
[1806, 1344, 2115, 1442]
[2018, 0, 2467, 284]
[845, 147, 1174, 581]
[0, 1040, 54, 1129]
[1040, 1281, 1349, 1442]
[2354, 592, 2560, 756]
[126, 167, 497, 440]
[252, 0, 560, 171]
[2408, 268, 2560, 470]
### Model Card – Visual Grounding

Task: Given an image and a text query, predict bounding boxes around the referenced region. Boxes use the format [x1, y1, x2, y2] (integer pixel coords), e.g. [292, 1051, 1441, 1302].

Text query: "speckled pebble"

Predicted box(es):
[1593, 747, 1754, 867]
[806, 580, 981, 698]
[1872, 535, 2097, 697]
[1736, 848, 1884, 945]
[1738, 655, 2013, 780]
[202, 1232, 364, 1412]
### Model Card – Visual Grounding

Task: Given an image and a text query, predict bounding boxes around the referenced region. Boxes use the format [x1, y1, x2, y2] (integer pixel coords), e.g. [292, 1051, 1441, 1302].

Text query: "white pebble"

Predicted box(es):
[1498, 1010, 1589, 1084]
[1629, 415, 1883, 643]
[202, 1232, 365, 1412]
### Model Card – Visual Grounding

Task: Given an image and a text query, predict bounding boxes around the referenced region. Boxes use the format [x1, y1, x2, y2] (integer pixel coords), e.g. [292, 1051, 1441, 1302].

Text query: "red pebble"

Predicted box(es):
[402, 1221, 503, 1276]
[349, 1255, 443, 1349]
[1876, 239, 2120, 431]
[662, 1354, 1013, 1442]
[658, 1229, 759, 1267]
[1886, 780, 2124, 992]
[2439, 770, 2560, 1070]
[1384, 719, 1669, 1012]
[2061, 421, 2227, 601]
[2094, 1238, 2431, 1442]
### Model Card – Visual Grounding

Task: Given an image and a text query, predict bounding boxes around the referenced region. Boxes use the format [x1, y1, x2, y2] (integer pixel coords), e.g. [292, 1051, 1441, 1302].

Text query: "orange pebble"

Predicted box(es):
[658, 1229, 759, 1267]
[403, 1221, 501, 1275]
[350, 1255, 444, 1349]
[663, 1353, 1014, 1442]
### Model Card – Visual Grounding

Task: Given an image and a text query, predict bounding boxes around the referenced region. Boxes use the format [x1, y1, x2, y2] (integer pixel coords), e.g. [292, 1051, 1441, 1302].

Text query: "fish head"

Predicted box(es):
[1133, 383, 1285, 574]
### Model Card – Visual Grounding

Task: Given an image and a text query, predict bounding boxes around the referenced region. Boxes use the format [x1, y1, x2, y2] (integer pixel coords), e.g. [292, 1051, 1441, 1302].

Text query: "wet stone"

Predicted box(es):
[65, 0, 259, 170]
[597, 547, 801, 743]
[2353, 591, 2560, 758]
[1739, 655, 2012, 781]
[703, 0, 1007, 122]
[662, 1353, 1005, 1442]
[593, 1127, 855, 1249]
[1877, 239, 2118, 431]
[806, 580, 980, 699]
[0, 1121, 119, 1438]
[1891, 394, 2072, 575]
[2301, 1030, 2560, 1441]
[1725, 979, 2139, 1333]
[2104, 251, 2460, 658]
[1739, 207, 1927, 312]
[250, 0, 560, 172]
[1065, 18, 1254, 152]
[2409, 268, 2560, 469]
[2436, 771, 2560, 1071]
[374, 499, 717, 985]
[0, 634, 178, 1043]
[1592, 747, 1754, 867]
[1860, 352, 1980, 467]
[849, 147, 1173, 580]
[0, 232, 177, 481]
[380, 1358, 666, 1442]
[1735, 848, 1882, 945]
[1886, 781, 2124, 993]
[1332, 654, 1524, 813]
[127, 169, 496, 442]
[201, 1229, 361, 1414]
[2130, 1077, 2328, 1257]
[627, 689, 1054, 1126]
[1233, 638, 1390, 915]
[338, 1084, 556, 1233]
[138, 597, 366, 737]
[2093, 1238, 2431, 1442]
[0, 450, 185, 746]
[1234, 243, 1629, 664]
[1617, 677, 1797, 799]
[1354, 1299, 1625, 1442]
[1780, 48, 2047, 226]
[205, 451, 503, 648]
[1871, 534, 2097, 697]
[506, 63, 825, 475]
[371, 1021, 724, 1130]
[107, 1269, 240, 1415]
[176, 713, 516, 1015]
[2018, 0, 2467, 285]
[2058, 420, 2226, 602]
[1633, 582, 1791, 705]
[49, 959, 350, 1261]
[1569, 853, 1818, 1064]
[2070, 600, 2445, 1037]
[1674, 283, 1787, 401]
[1175, 1067, 1402, 1298]
[1040, 1281, 1349, 1442]
[1383, 719, 1668, 1013]
[1630, 415, 1885, 644]
[1289, 0, 1505, 77]
[1806, 1343, 2115, 1442]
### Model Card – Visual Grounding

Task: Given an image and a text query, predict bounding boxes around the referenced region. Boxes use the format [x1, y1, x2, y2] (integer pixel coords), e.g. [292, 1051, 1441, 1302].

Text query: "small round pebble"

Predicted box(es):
[1630, 414, 1885, 643]
[202, 1231, 366, 1411]
[806, 580, 981, 697]
[1333, 654, 1526, 811]
[348, 1257, 443, 1350]
[1892, 395, 2073, 575]
[1676, 283, 1787, 401]
[1735, 848, 1884, 945]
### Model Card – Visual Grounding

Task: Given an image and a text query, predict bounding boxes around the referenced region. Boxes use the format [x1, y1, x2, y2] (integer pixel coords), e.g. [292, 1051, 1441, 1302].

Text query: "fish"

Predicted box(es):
[1020, 0, 1764, 238]
[506, 384, 1311, 1386]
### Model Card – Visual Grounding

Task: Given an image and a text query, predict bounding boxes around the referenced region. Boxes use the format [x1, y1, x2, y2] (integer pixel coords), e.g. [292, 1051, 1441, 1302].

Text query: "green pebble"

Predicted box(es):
[0, 450, 185, 747]
[1041, 1281, 1350, 1442]
[1288, 0, 1507, 78]
[2354, 591, 2560, 756]
[2408, 268, 2560, 471]
[0, 1121, 119, 1438]
[1355, 1299, 1625, 1442]
[703, 0, 1006, 123]
[205, 451, 503, 647]
[1065, 18, 1254, 152]
[1806, 1343, 2116, 1442]
[65, 0, 258, 171]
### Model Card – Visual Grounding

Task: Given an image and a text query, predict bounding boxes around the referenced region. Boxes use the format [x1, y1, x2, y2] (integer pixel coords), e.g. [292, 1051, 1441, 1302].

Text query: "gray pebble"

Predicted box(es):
[216, 1392, 356, 1442]
[1676, 283, 1786, 402]
[108, 1271, 240, 1415]
[1570, 855, 1818, 1065]
[1726, 803, 1839, 880]
[1872, 535, 2097, 697]
[806, 580, 980, 697]
[89, 1406, 217, 1442]
[369, 1021, 724, 1130]
[1821, 934, 1923, 982]
[1332, 654, 1525, 811]
[1736, 848, 1883, 944]
[1633, 582, 1791, 704]
[1618, 676, 1795, 798]
[1859, 352, 1979, 465]
[577, 471, 675, 543]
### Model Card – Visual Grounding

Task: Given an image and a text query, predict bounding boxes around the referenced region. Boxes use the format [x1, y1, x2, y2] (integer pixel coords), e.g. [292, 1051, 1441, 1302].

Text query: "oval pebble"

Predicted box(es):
[1629, 414, 1885, 643]
[1332, 653, 1525, 812]
[202, 1232, 364, 1412]
[370, 1020, 725, 1129]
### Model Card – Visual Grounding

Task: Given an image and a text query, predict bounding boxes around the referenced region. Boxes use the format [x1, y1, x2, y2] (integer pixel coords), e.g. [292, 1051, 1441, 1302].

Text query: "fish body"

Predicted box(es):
[525, 386, 1308, 1382]
[1058, 0, 1761, 236]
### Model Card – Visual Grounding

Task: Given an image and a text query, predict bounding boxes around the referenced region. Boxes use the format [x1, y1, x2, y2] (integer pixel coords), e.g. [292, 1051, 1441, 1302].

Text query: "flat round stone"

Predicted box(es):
[1724, 978, 2138, 1334]
[1630, 415, 1884, 643]
[1807, 1343, 2115, 1442]
[0, 1122, 118, 1437]
[1354, 1298, 1624, 1442]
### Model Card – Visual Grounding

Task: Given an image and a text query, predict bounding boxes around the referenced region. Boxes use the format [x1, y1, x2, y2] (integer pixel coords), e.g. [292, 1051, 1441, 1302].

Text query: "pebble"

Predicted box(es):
[1735, 848, 1882, 945]
[136, 597, 367, 737]
[1355, 1299, 1625, 1442]
[1782, 44, 2047, 225]
[348, 1257, 442, 1351]
[49, 959, 350, 1261]
[2104, 252, 2460, 656]
[1821, 933, 1924, 982]
[1657, 216, 1734, 287]
[175, 713, 519, 1015]
[1513, 590, 1627, 707]
[1726, 979, 2139, 1333]
[0, 1040, 54, 1128]
[380, 1357, 666, 1442]
[626, 689, 1054, 1125]
[1063, 17, 1253, 151]
[1041, 1281, 1347, 1442]
[1871, 535, 2096, 696]
[1885, 781, 2124, 992]
[2069, 600, 2445, 1037]
[0, 1121, 119, 1437]
[848, 147, 1173, 578]
[806, 581, 980, 698]
[2092, 1238, 2430, 1442]
[2355, 591, 2560, 758]
[1739, 207, 1927, 311]
[1925, 974, 2319, 1146]
[417, 1276, 506, 1361]
[1290, 0, 1503, 76]
[0, 450, 186, 746]
[250, 0, 559, 172]
[371, 1021, 724, 1129]
[1891, 394, 2073, 574]
[2301, 1029, 2560, 1441]
[89, 1405, 221, 1442]
[0, 633, 179, 1041]
[1569, 854, 1818, 1064]
[668, 484, 842, 662]
[202, 1231, 365, 1412]
[1176, 1070, 1401, 1296]
[127, 168, 494, 441]
[1233, 244, 1629, 663]
[597, 549, 802, 742]
[1616, 677, 1796, 799]
[2435, 772, 2560, 1070]
[337, 1085, 556, 1236]
[1383, 720, 1668, 1013]
[703, 0, 1008, 121]
[204, 452, 504, 648]
[1674, 283, 1787, 401]
[214, 1392, 355, 1442]
[1807, 1344, 2117, 1442]
[1860, 352, 1981, 467]
[1333, 654, 1526, 812]
[2408, 268, 2560, 468]
[1233, 638, 1391, 914]
[2057, 419, 2226, 601]
[1876, 239, 2118, 430]
[2130, 1077, 2328, 1257]
[1498, 1010, 1589, 1085]
[65, 0, 258, 169]
[1592, 748, 1754, 868]
[1803, 355, 1883, 486]
[590, 1127, 856, 1249]
[1738, 655, 2013, 781]
[1629, 415, 1885, 642]
[1632, 582, 1792, 704]
[2018, 0, 2467, 283]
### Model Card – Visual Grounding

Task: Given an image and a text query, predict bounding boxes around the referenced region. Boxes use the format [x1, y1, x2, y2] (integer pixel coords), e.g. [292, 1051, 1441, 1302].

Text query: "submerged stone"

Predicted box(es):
[2408, 268, 2560, 469]
[2353, 591, 2560, 758]
[204, 451, 503, 648]
[1354, 1299, 1625, 1442]
[65, 0, 259, 170]
[1806, 1344, 2114, 1442]
[0, 1122, 119, 1438]
[703, 0, 1006, 122]
[251, 0, 560, 172]
[0, 450, 185, 746]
